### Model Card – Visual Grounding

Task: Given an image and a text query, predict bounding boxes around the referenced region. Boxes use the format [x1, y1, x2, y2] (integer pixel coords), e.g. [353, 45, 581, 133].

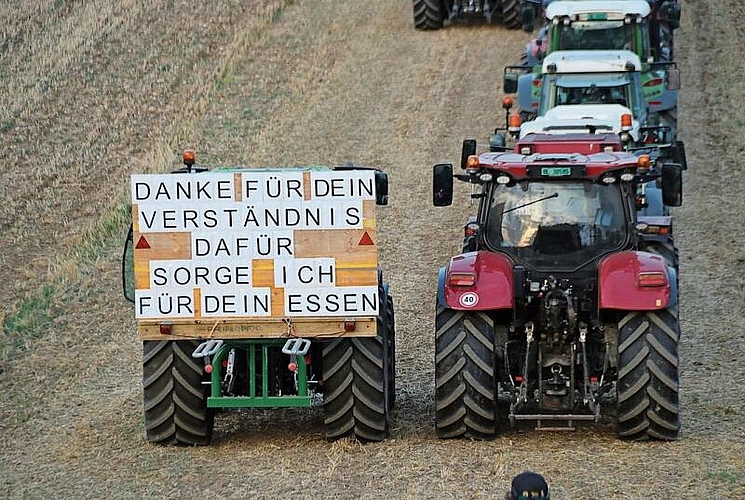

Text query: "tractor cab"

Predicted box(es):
[524, 0, 680, 65]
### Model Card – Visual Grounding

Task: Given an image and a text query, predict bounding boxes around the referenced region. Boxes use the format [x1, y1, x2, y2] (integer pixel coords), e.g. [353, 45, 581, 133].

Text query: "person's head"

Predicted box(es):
[506, 471, 550, 500]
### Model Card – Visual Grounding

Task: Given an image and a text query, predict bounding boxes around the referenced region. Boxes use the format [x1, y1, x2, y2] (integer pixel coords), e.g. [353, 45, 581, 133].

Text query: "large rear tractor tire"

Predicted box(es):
[500, 0, 521, 29]
[413, 0, 445, 30]
[435, 306, 497, 439]
[385, 294, 396, 410]
[616, 309, 680, 440]
[323, 297, 393, 441]
[143, 340, 214, 446]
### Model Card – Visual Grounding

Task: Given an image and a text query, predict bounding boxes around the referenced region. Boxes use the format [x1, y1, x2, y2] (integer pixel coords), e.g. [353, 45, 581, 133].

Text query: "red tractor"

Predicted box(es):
[432, 134, 682, 440]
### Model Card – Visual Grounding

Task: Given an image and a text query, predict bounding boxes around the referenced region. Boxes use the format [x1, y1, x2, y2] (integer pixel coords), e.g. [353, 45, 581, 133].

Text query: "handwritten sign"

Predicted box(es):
[131, 169, 378, 320]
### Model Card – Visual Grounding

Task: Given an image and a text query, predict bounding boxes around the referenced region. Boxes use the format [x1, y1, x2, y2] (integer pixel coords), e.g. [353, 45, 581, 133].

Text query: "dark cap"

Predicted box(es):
[510, 471, 550, 500]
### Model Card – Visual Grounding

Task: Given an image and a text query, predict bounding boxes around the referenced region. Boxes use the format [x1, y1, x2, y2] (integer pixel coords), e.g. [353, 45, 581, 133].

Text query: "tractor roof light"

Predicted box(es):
[637, 154, 651, 168]
[602, 175, 617, 184]
[625, 61, 636, 71]
[502, 95, 514, 109]
[637, 272, 667, 288]
[520, 146, 532, 155]
[496, 174, 511, 185]
[508, 114, 522, 132]
[479, 172, 493, 182]
[620, 172, 635, 182]
[547, 62, 557, 73]
[620, 114, 633, 131]
[624, 15, 632, 24]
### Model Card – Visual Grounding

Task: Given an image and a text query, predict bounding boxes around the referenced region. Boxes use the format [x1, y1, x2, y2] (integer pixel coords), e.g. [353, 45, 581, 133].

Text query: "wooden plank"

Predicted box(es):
[137, 317, 377, 340]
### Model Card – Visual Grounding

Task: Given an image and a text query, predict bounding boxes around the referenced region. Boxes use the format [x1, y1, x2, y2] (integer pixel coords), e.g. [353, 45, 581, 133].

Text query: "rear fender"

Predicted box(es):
[598, 251, 671, 310]
[438, 251, 514, 310]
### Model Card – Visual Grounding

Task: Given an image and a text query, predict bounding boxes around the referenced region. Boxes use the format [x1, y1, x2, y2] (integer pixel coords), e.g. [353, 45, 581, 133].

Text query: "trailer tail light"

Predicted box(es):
[621, 114, 633, 131]
[637, 272, 667, 287]
[644, 78, 663, 87]
[449, 273, 476, 287]
[159, 323, 172, 335]
[344, 320, 356, 332]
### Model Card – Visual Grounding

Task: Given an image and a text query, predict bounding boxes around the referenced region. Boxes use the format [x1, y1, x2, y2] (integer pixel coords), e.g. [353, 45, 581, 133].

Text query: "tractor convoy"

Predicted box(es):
[121, 0, 685, 446]
[431, 0, 684, 440]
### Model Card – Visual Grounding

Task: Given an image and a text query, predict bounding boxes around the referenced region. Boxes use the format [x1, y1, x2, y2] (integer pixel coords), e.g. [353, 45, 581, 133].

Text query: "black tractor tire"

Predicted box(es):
[435, 305, 497, 439]
[413, 0, 445, 30]
[143, 340, 214, 446]
[500, 0, 522, 29]
[323, 299, 393, 441]
[616, 309, 680, 441]
[386, 294, 396, 410]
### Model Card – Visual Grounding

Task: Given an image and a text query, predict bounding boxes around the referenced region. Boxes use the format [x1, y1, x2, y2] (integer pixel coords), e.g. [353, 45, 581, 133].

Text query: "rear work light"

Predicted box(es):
[449, 272, 476, 287]
[637, 272, 667, 287]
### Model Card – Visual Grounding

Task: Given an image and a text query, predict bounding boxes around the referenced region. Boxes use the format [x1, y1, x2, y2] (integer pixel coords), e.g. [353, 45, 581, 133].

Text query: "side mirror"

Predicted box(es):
[503, 73, 518, 94]
[661, 163, 682, 207]
[122, 224, 135, 302]
[460, 139, 477, 170]
[433, 164, 454, 206]
[666, 68, 680, 91]
[375, 170, 389, 205]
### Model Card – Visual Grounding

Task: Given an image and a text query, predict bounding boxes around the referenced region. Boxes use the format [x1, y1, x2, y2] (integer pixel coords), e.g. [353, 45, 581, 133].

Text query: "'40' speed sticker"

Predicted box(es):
[459, 292, 479, 308]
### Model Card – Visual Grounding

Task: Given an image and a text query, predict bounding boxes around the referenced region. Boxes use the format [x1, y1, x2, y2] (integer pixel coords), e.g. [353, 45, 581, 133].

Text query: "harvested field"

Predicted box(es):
[1, 0, 744, 498]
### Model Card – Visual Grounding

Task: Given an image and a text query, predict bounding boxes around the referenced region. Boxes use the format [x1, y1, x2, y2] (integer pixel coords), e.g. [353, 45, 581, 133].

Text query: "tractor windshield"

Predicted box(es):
[484, 180, 627, 270]
[555, 20, 649, 55]
[539, 73, 646, 118]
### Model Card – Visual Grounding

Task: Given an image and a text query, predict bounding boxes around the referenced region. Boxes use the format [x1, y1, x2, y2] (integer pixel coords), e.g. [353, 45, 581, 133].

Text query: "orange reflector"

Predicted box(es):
[183, 149, 195, 165]
[621, 114, 633, 128]
[637, 272, 666, 287]
[159, 323, 172, 335]
[509, 114, 522, 128]
[467, 155, 480, 168]
[637, 154, 651, 169]
[449, 273, 476, 287]
[502, 95, 514, 109]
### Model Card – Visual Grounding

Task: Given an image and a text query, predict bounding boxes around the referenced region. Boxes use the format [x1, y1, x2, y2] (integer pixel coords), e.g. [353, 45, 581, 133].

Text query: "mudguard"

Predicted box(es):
[438, 251, 514, 311]
[598, 251, 671, 310]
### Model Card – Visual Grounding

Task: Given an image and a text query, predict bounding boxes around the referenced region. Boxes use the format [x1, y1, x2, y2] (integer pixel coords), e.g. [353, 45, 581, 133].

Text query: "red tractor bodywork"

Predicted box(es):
[442, 251, 514, 310]
[598, 251, 670, 310]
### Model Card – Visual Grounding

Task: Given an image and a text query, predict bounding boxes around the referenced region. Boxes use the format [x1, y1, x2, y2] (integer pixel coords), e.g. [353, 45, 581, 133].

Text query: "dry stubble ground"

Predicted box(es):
[1, 0, 744, 498]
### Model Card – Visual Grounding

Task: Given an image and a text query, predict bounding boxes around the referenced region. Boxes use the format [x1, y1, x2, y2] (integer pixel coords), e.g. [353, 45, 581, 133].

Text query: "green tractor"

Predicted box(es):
[122, 152, 395, 445]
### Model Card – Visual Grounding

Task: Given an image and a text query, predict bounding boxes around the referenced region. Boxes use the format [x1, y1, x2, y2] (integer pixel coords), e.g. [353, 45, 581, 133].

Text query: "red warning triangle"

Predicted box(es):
[135, 236, 151, 249]
[358, 231, 374, 246]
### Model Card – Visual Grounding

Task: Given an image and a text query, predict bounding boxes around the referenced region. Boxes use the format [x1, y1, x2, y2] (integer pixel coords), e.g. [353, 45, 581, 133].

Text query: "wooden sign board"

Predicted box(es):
[131, 168, 379, 339]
